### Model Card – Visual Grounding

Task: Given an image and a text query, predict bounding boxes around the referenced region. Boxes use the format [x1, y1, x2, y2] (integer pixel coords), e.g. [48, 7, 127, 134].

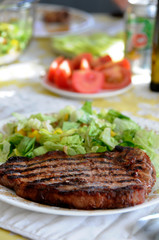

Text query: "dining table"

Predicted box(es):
[0, 6, 159, 240]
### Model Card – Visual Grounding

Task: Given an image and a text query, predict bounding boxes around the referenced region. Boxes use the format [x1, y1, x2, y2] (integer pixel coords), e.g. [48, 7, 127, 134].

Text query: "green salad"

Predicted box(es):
[0, 21, 32, 56]
[51, 33, 124, 58]
[0, 102, 159, 176]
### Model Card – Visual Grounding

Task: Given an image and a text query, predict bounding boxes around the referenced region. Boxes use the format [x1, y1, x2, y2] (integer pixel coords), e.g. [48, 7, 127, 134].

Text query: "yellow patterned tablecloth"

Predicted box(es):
[0, 15, 159, 240]
[0, 229, 26, 240]
[0, 36, 159, 120]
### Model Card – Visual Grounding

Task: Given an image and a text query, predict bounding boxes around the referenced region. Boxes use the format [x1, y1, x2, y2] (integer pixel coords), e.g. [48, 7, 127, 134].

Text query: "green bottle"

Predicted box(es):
[125, 0, 157, 74]
[150, 0, 159, 91]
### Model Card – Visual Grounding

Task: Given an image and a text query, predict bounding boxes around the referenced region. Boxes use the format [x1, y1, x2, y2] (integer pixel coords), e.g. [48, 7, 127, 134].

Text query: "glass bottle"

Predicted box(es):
[150, 0, 159, 91]
[125, 0, 157, 75]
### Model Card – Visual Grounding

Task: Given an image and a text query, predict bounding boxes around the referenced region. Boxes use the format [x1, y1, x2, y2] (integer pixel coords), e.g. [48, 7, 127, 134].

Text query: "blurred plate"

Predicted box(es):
[41, 77, 132, 99]
[34, 4, 94, 37]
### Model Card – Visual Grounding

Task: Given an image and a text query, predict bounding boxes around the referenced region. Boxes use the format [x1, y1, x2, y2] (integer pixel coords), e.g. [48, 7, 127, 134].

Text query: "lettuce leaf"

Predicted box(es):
[0, 140, 11, 162]
[0, 101, 158, 178]
[114, 118, 140, 134]
[99, 128, 118, 150]
[17, 136, 35, 156]
[105, 109, 130, 123]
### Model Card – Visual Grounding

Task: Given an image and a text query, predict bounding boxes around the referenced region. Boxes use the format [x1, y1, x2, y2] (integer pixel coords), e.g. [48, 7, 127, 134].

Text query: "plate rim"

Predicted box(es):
[41, 77, 133, 99]
[0, 184, 158, 216]
[0, 115, 158, 216]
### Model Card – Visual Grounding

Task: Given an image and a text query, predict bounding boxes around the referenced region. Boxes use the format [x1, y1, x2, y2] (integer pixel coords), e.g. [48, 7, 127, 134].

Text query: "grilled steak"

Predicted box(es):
[0, 146, 156, 209]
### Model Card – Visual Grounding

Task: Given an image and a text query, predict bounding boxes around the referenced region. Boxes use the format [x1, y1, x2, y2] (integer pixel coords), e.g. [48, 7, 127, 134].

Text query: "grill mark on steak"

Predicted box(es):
[7, 172, 90, 180]
[2, 153, 115, 168]
[4, 167, 139, 180]
[26, 178, 141, 191]
[0, 146, 156, 210]
[33, 177, 140, 185]
[1, 163, 141, 179]
[0, 159, 144, 176]
[7, 153, 113, 163]
[6, 170, 138, 181]
[0, 162, 115, 177]
[0, 157, 124, 177]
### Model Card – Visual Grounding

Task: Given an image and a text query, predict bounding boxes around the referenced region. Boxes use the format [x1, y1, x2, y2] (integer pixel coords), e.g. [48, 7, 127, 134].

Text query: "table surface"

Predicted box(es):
[0, 11, 159, 240]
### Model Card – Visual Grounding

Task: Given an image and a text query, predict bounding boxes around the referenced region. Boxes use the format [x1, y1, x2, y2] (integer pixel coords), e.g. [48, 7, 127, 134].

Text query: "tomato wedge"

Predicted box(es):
[97, 55, 112, 64]
[71, 53, 93, 69]
[92, 55, 112, 69]
[117, 58, 131, 70]
[48, 57, 64, 82]
[47, 54, 131, 93]
[54, 60, 72, 89]
[102, 66, 131, 90]
[72, 70, 104, 93]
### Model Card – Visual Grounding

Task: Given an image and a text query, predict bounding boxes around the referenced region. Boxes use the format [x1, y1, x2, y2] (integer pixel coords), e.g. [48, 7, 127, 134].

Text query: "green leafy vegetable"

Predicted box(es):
[62, 122, 80, 131]
[0, 102, 158, 177]
[0, 141, 11, 163]
[17, 136, 35, 157]
[99, 128, 118, 150]
[51, 33, 124, 57]
[0, 21, 32, 57]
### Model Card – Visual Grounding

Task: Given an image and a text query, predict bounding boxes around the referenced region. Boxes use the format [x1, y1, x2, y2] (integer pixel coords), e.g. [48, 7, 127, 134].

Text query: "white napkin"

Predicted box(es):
[0, 200, 159, 240]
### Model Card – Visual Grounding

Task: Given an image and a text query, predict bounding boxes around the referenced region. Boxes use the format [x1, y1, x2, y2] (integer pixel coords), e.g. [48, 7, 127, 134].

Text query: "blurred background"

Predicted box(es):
[39, 0, 124, 15]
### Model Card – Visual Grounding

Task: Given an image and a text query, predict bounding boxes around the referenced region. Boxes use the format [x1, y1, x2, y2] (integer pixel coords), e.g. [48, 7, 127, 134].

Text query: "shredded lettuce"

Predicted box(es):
[62, 122, 80, 131]
[99, 128, 118, 150]
[51, 33, 124, 57]
[0, 133, 3, 143]
[30, 113, 56, 123]
[0, 141, 11, 163]
[81, 101, 92, 114]
[33, 146, 48, 156]
[0, 102, 158, 177]
[113, 118, 140, 134]
[17, 136, 35, 157]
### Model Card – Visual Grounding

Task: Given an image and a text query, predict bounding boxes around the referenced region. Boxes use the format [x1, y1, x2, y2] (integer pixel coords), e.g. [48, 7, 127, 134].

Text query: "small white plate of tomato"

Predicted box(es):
[41, 53, 132, 99]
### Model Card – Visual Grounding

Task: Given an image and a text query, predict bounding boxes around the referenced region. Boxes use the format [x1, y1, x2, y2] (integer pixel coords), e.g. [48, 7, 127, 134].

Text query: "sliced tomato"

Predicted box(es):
[47, 54, 131, 93]
[98, 55, 112, 64]
[71, 53, 93, 70]
[102, 66, 131, 90]
[79, 53, 93, 63]
[54, 69, 71, 89]
[54, 60, 72, 89]
[117, 58, 131, 70]
[92, 55, 112, 69]
[48, 57, 64, 82]
[72, 70, 104, 93]
[80, 58, 91, 70]
[94, 58, 131, 72]
[93, 61, 114, 71]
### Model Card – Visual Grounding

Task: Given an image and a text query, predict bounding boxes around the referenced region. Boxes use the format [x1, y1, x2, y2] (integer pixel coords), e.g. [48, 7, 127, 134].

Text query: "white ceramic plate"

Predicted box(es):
[0, 116, 158, 216]
[34, 4, 94, 37]
[41, 78, 132, 99]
